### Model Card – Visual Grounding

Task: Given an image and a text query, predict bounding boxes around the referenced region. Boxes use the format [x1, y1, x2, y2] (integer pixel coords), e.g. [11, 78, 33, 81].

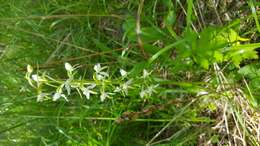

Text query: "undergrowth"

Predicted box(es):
[0, 0, 260, 146]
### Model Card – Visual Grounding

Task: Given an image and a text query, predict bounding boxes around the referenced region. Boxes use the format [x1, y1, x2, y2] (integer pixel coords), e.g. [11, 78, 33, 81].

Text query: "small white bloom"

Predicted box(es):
[53, 93, 61, 101]
[32, 74, 40, 82]
[94, 63, 102, 72]
[31, 74, 46, 83]
[100, 92, 108, 102]
[142, 69, 152, 78]
[37, 93, 49, 102]
[64, 82, 71, 95]
[94, 63, 109, 80]
[139, 84, 159, 98]
[64, 78, 74, 95]
[147, 84, 159, 94]
[100, 91, 113, 102]
[65, 62, 73, 72]
[81, 84, 97, 99]
[140, 90, 146, 98]
[27, 65, 33, 73]
[114, 87, 121, 93]
[96, 74, 106, 80]
[53, 92, 68, 101]
[121, 79, 132, 95]
[120, 69, 127, 77]
[114, 79, 132, 96]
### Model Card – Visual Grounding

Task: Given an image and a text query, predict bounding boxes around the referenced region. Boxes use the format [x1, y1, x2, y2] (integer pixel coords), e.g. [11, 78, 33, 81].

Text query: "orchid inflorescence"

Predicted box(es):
[26, 63, 159, 102]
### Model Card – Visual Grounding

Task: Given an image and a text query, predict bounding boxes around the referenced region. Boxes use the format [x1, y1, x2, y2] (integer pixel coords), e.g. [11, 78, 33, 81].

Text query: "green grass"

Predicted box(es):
[0, 0, 260, 146]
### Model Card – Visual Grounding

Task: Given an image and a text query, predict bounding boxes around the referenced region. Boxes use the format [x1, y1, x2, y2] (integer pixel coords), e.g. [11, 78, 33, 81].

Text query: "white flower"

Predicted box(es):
[94, 63, 109, 80]
[81, 84, 97, 99]
[32, 74, 40, 82]
[140, 90, 146, 98]
[121, 79, 132, 95]
[27, 65, 33, 73]
[64, 78, 73, 95]
[114, 87, 121, 92]
[139, 84, 159, 98]
[37, 93, 49, 102]
[53, 92, 68, 101]
[142, 69, 152, 78]
[65, 62, 73, 72]
[114, 79, 132, 96]
[120, 69, 127, 77]
[31, 74, 46, 83]
[64, 83, 71, 95]
[96, 74, 106, 80]
[147, 84, 159, 94]
[94, 63, 104, 72]
[100, 91, 113, 102]
[100, 92, 108, 102]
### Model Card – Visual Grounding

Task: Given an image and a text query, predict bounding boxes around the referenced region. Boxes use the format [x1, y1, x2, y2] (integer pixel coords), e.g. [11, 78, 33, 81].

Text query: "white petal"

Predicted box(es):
[99, 71, 109, 77]
[120, 69, 127, 77]
[27, 65, 33, 73]
[61, 94, 69, 102]
[143, 69, 150, 78]
[83, 90, 90, 99]
[94, 63, 101, 72]
[65, 83, 71, 95]
[140, 90, 146, 98]
[82, 87, 97, 99]
[65, 62, 73, 72]
[32, 74, 40, 82]
[100, 92, 109, 102]
[114, 87, 121, 92]
[96, 74, 104, 80]
[53, 93, 61, 101]
[37, 93, 48, 102]
[87, 83, 96, 89]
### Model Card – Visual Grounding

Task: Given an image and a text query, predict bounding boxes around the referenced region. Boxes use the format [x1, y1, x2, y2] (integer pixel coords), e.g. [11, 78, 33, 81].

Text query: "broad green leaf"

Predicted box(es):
[198, 58, 209, 69]
[238, 64, 260, 78]
[226, 43, 260, 66]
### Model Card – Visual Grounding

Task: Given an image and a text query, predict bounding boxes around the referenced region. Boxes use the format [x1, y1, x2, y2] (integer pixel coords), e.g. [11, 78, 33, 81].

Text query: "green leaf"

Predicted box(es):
[226, 43, 260, 66]
[198, 58, 209, 69]
[238, 64, 260, 78]
[164, 10, 176, 26]
[149, 39, 186, 64]
[186, 0, 193, 28]
[214, 51, 223, 62]
[123, 16, 136, 41]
